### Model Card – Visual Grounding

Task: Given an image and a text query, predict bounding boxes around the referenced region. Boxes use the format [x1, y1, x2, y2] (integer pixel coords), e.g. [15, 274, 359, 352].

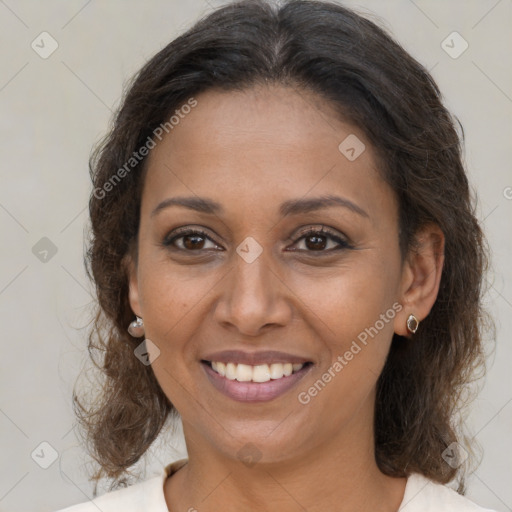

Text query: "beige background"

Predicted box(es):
[0, 1, 511, 511]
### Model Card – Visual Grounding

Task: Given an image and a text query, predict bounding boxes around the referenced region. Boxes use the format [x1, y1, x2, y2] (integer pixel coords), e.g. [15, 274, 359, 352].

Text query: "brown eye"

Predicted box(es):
[163, 229, 222, 252]
[290, 227, 352, 253]
[182, 233, 207, 250]
[304, 233, 328, 251]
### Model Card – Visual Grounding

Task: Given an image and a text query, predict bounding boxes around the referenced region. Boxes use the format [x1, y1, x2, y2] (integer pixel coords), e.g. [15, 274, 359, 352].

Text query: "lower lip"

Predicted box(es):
[202, 362, 313, 402]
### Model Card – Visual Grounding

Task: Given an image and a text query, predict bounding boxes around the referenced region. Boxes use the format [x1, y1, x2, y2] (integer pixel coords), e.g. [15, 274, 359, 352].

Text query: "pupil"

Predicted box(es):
[306, 235, 326, 250]
[184, 234, 204, 250]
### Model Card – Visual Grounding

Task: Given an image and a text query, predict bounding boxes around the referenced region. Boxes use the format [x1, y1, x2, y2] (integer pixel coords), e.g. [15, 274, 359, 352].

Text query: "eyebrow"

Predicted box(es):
[150, 194, 369, 219]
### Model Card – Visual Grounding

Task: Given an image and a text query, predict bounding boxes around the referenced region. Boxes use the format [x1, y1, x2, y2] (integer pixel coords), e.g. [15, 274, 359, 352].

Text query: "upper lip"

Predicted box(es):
[201, 350, 312, 366]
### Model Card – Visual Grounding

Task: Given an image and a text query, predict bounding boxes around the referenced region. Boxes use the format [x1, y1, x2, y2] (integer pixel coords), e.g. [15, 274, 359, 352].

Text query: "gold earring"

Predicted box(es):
[406, 314, 419, 334]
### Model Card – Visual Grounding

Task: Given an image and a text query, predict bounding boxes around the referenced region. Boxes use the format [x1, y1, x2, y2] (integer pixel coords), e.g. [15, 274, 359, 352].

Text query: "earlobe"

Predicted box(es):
[393, 224, 445, 337]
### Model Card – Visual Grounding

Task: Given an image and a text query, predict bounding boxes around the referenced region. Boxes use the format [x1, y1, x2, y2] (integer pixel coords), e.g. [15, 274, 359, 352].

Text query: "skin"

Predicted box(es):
[126, 84, 445, 512]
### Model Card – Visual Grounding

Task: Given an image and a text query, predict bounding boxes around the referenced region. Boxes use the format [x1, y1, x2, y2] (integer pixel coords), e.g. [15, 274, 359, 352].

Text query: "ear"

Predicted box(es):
[393, 223, 445, 337]
[122, 252, 142, 318]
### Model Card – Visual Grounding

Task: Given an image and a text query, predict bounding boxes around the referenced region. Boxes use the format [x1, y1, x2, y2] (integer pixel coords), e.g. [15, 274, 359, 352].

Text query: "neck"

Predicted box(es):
[164, 417, 406, 512]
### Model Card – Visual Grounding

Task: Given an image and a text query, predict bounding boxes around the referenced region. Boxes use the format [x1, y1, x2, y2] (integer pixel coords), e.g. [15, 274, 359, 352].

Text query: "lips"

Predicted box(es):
[200, 350, 314, 402]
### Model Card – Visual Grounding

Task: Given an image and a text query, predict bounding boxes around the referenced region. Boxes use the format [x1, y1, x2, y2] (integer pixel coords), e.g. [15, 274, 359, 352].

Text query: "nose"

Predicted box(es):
[213, 247, 293, 337]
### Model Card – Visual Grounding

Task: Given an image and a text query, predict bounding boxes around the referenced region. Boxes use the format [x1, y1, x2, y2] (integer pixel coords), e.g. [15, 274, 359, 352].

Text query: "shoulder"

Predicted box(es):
[53, 459, 189, 512]
[54, 474, 165, 512]
[399, 473, 497, 512]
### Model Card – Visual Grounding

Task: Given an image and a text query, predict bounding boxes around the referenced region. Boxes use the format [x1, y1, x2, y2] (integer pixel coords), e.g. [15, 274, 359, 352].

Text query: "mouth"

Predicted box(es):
[202, 360, 312, 382]
[201, 360, 314, 402]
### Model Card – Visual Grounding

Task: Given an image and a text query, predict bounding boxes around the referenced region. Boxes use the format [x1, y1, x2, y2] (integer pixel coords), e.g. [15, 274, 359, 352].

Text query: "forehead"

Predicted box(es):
[141, 85, 395, 223]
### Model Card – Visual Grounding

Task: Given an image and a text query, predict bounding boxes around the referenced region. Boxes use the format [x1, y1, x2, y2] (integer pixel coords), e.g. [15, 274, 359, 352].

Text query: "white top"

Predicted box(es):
[55, 459, 497, 511]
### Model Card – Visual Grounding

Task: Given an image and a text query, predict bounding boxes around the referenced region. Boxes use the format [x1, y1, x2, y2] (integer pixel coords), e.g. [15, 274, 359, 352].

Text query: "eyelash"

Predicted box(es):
[162, 226, 353, 255]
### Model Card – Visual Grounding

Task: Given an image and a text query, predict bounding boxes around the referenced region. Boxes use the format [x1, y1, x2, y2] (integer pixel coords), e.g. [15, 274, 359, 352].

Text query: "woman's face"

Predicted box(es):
[128, 85, 411, 464]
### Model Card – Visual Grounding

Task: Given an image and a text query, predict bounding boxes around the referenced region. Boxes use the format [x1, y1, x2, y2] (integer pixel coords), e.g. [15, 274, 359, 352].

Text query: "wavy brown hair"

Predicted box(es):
[74, 0, 493, 495]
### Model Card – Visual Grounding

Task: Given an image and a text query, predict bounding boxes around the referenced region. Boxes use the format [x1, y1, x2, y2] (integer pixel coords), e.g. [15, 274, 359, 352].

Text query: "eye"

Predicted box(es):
[288, 226, 352, 253]
[162, 226, 352, 254]
[162, 228, 222, 252]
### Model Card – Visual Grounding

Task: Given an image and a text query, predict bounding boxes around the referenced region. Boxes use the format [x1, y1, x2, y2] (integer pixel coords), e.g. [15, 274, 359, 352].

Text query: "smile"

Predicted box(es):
[201, 360, 313, 402]
[209, 361, 306, 382]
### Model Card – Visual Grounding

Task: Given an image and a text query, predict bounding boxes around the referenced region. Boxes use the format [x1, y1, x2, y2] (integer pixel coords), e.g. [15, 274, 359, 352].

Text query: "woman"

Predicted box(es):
[57, 0, 495, 510]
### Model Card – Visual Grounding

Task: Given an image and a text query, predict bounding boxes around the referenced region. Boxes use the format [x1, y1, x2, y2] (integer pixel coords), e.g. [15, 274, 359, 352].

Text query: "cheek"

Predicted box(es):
[137, 247, 217, 329]
[287, 258, 401, 401]
[292, 273, 398, 424]
[291, 262, 398, 338]
[138, 260, 209, 404]
[133, 272, 210, 401]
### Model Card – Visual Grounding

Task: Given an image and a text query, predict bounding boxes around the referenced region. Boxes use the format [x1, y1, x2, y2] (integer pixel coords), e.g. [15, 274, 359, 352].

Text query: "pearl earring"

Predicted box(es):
[127, 316, 145, 337]
[406, 314, 419, 334]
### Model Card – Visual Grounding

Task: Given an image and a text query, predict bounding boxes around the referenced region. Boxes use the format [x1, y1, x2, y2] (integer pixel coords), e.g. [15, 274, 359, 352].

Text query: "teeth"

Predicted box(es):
[210, 361, 306, 382]
[236, 363, 253, 382]
[283, 363, 293, 377]
[253, 364, 271, 382]
[212, 361, 226, 377]
[225, 362, 237, 380]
